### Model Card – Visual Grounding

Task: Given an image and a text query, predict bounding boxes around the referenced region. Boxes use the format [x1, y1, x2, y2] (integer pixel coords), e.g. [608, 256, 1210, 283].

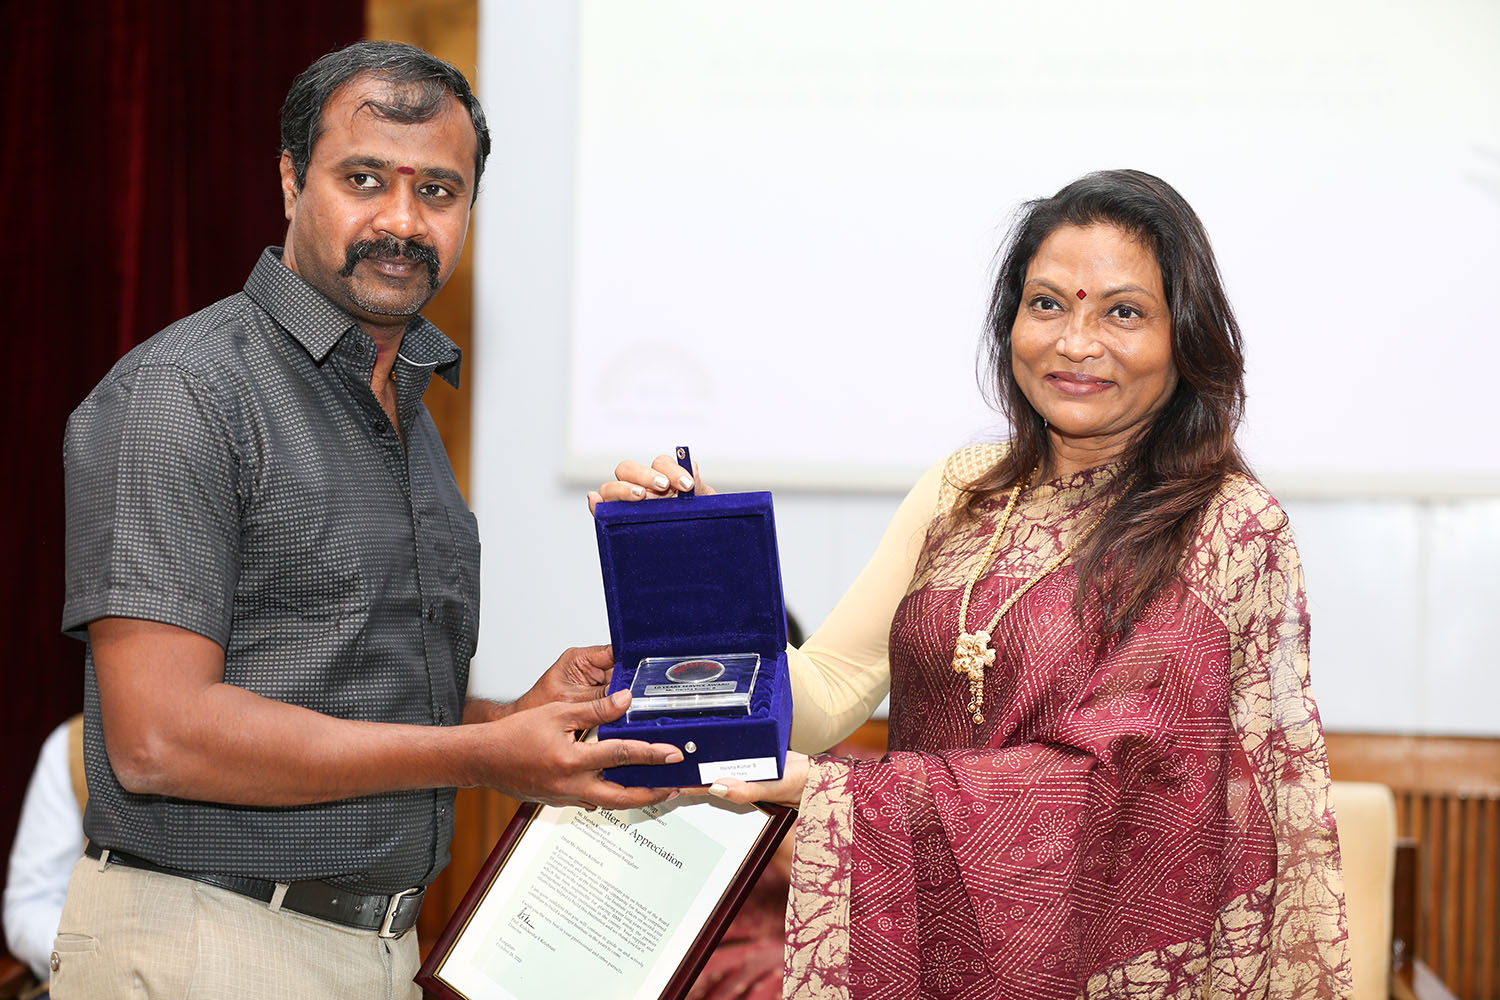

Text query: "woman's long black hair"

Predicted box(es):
[967, 169, 1252, 638]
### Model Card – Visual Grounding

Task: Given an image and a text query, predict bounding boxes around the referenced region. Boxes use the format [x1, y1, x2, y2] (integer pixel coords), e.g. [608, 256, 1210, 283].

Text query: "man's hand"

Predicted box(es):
[511, 644, 614, 715]
[465, 645, 615, 723]
[471, 689, 686, 810]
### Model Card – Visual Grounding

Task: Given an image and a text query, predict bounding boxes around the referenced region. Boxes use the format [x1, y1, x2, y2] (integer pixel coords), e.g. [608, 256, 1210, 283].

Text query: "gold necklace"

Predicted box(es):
[951, 468, 1122, 724]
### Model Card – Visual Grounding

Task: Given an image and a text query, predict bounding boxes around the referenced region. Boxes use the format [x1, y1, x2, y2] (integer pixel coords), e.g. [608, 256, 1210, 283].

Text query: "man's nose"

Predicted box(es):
[371, 184, 425, 242]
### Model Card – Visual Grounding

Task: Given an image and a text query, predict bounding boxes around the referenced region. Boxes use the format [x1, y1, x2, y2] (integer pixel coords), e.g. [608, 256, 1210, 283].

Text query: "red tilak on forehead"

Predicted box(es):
[397, 166, 415, 175]
[1076, 289, 1087, 299]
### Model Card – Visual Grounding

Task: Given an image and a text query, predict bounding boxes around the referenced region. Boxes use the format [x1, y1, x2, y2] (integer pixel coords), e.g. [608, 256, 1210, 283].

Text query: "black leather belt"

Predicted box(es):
[84, 842, 423, 938]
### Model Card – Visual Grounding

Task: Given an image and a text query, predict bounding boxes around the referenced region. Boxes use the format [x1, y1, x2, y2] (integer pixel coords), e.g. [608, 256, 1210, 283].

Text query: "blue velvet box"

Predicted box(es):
[593, 492, 792, 788]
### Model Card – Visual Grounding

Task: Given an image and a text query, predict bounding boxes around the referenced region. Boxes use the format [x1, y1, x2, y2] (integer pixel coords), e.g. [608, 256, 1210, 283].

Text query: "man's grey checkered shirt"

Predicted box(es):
[63, 248, 480, 894]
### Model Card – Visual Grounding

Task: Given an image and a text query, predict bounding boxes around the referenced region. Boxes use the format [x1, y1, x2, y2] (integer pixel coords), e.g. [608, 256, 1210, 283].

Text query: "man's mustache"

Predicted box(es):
[339, 237, 441, 289]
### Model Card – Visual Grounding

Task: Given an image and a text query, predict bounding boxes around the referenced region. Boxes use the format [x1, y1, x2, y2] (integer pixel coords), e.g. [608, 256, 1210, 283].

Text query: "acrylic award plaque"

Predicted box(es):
[627, 653, 760, 720]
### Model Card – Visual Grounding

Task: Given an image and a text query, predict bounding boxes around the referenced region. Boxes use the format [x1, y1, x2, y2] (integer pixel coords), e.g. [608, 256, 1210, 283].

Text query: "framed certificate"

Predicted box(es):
[416, 798, 796, 1000]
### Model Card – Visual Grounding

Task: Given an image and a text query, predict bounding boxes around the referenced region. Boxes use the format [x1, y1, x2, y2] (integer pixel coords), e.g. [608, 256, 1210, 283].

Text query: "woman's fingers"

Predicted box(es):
[590, 455, 714, 515]
[593, 480, 649, 503]
[592, 456, 692, 512]
[616, 458, 676, 493]
[650, 455, 695, 493]
[701, 752, 808, 807]
[705, 776, 758, 805]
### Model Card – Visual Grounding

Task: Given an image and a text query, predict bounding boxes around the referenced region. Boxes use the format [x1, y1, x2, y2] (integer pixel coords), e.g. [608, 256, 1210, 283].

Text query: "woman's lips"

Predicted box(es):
[1045, 371, 1113, 396]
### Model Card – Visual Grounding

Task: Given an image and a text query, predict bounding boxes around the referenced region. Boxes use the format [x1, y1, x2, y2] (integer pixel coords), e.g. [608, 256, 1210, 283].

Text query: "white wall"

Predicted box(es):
[1284, 497, 1500, 734]
[561, 0, 1500, 494]
[470, 1, 1500, 736]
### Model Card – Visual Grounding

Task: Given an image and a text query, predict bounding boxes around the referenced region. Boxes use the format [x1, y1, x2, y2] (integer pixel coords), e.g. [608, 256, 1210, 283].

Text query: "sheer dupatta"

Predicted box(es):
[785, 448, 1350, 1000]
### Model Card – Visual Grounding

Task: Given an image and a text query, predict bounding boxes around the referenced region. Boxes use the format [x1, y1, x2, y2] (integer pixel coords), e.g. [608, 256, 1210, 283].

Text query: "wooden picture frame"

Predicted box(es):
[417, 798, 795, 1000]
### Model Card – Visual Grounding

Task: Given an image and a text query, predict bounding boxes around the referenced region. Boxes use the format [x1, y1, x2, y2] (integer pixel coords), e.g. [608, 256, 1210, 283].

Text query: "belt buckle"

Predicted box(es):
[379, 887, 421, 939]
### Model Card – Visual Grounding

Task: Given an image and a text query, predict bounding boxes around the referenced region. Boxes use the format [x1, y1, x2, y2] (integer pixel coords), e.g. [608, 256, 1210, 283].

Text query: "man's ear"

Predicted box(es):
[278, 151, 299, 222]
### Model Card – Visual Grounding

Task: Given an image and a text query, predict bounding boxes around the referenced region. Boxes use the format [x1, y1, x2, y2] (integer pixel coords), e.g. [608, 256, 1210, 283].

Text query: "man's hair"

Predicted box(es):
[280, 40, 491, 198]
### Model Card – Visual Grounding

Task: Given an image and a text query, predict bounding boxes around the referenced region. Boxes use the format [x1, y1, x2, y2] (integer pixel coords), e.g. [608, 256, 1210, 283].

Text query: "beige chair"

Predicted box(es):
[1331, 781, 1458, 1000]
[1333, 781, 1397, 1000]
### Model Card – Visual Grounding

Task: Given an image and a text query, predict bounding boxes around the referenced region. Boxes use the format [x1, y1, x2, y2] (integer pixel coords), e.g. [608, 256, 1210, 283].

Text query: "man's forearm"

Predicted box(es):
[91, 619, 670, 811]
[107, 683, 681, 811]
[463, 696, 516, 724]
[106, 681, 498, 806]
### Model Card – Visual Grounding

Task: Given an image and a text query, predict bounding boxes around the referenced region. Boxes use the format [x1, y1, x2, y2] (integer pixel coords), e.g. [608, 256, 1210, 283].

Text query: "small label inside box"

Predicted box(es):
[642, 681, 738, 696]
[699, 757, 780, 783]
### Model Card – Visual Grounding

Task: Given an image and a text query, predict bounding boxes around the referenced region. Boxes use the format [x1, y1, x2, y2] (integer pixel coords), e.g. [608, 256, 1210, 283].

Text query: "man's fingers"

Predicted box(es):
[547, 644, 613, 694]
[576, 643, 613, 674]
[544, 796, 595, 810]
[558, 697, 685, 767]
[586, 783, 678, 810]
[569, 689, 631, 728]
[582, 737, 684, 771]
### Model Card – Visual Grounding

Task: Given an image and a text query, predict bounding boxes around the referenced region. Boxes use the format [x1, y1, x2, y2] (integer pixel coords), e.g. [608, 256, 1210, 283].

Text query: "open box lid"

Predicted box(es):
[593, 492, 788, 669]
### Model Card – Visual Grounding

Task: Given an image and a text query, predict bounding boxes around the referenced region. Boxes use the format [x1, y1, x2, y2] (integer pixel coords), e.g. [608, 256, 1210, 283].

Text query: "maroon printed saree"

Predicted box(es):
[785, 449, 1350, 999]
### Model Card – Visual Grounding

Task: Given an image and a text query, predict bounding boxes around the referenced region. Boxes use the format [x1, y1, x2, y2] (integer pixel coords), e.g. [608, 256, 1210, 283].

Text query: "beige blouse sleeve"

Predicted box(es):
[786, 456, 948, 753]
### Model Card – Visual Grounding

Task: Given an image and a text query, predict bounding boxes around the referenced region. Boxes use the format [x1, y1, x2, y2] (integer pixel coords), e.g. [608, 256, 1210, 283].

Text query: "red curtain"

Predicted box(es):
[0, 0, 364, 943]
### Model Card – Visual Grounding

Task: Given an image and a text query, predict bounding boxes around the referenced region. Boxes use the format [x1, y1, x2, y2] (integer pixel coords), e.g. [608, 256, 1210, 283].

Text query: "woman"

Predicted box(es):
[593, 170, 1351, 999]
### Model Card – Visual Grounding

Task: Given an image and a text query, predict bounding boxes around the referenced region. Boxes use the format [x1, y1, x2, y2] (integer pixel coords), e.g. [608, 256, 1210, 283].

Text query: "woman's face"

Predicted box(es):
[1010, 223, 1178, 472]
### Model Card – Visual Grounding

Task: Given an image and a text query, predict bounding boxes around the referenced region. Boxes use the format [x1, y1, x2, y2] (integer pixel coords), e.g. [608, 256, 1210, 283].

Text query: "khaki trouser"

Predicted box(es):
[50, 855, 421, 1000]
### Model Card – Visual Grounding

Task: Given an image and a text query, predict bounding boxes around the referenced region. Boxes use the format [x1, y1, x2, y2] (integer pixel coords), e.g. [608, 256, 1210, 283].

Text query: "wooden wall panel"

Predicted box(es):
[366, 0, 477, 499]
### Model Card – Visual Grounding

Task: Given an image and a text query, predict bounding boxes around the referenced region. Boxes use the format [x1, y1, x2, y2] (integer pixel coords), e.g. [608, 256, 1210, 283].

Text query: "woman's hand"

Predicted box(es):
[701, 751, 809, 809]
[588, 455, 715, 514]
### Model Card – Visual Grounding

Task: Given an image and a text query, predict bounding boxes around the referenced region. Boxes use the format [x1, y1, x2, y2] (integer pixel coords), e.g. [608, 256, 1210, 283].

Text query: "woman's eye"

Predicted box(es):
[1030, 296, 1061, 311]
[350, 173, 380, 189]
[1109, 304, 1141, 320]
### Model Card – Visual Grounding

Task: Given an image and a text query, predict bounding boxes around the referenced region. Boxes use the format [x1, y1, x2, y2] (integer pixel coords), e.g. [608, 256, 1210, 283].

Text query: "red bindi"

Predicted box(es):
[397, 166, 415, 175]
[1076, 289, 1087, 300]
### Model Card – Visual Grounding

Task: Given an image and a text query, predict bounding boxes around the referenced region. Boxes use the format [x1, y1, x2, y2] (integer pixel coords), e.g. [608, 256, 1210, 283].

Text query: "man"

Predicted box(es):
[54, 42, 680, 999]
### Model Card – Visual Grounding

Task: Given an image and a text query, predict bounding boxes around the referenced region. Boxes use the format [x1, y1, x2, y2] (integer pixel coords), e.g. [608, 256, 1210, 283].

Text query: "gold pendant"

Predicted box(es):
[952, 630, 994, 724]
[951, 630, 995, 679]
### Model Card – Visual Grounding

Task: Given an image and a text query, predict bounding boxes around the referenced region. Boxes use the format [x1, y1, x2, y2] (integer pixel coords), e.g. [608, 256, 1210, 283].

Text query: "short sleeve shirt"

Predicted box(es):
[63, 248, 480, 893]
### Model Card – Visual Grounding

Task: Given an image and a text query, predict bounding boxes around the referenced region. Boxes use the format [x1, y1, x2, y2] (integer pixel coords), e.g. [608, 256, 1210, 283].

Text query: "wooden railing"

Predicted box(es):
[1326, 733, 1500, 1000]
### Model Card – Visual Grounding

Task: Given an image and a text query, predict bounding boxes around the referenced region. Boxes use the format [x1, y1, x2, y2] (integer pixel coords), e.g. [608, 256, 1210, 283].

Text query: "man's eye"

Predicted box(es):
[420, 183, 452, 199]
[350, 173, 380, 189]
